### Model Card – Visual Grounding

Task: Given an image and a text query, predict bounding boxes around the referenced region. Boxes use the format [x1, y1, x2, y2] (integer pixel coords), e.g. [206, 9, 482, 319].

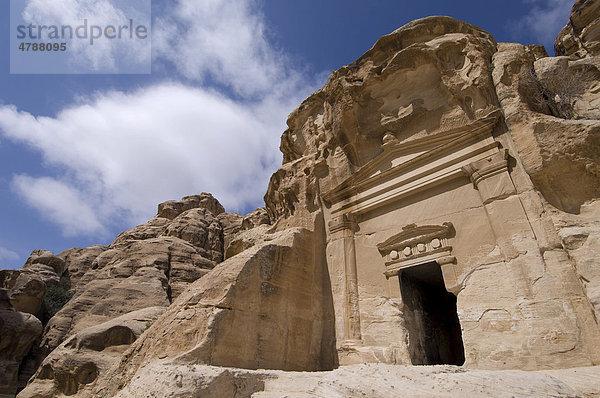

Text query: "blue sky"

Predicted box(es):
[0, 0, 574, 269]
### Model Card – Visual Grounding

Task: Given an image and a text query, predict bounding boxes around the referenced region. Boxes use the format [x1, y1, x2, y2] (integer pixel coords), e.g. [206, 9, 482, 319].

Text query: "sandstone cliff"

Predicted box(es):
[1, 1, 600, 397]
[1, 193, 271, 396]
[555, 0, 600, 57]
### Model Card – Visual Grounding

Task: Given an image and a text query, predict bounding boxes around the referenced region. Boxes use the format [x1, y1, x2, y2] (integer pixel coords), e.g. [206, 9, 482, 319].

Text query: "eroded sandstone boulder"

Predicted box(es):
[23, 250, 65, 278]
[18, 307, 165, 398]
[89, 225, 336, 397]
[58, 246, 107, 291]
[225, 224, 271, 259]
[162, 208, 224, 263]
[0, 307, 42, 397]
[40, 236, 213, 357]
[1, 250, 71, 322]
[241, 207, 271, 230]
[157, 193, 225, 220]
[4, 250, 67, 318]
[20, 193, 253, 390]
[217, 211, 244, 254]
[7, 275, 46, 316]
[111, 217, 171, 245]
[0, 270, 20, 291]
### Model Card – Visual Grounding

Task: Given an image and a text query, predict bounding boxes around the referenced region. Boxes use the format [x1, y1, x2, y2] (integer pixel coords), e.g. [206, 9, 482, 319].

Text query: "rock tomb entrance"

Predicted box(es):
[399, 261, 465, 366]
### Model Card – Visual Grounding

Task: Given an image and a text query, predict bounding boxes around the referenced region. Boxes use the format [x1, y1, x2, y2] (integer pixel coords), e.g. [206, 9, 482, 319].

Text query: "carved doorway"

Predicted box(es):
[399, 261, 465, 366]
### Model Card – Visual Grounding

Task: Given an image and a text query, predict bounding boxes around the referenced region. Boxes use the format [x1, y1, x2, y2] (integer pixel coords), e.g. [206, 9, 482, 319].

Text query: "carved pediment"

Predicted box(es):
[322, 113, 501, 215]
[377, 222, 456, 278]
[377, 222, 454, 254]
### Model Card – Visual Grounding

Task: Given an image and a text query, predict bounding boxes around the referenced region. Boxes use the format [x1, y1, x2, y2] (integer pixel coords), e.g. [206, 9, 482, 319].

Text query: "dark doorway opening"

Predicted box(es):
[399, 261, 465, 365]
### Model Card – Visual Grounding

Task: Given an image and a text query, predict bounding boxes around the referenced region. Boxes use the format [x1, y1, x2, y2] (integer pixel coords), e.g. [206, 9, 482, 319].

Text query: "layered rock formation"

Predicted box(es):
[555, 0, 600, 57]
[18, 307, 166, 398]
[0, 193, 267, 397]
[90, 226, 335, 398]
[38, 194, 229, 364]
[1, 1, 600, 397]
[0, 291, 42, 398]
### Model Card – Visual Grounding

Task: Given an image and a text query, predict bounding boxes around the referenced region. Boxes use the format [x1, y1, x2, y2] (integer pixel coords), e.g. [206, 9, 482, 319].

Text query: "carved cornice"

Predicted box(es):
[377, 222, 455, 253]
[322, 113, 500, 205]
[383, 250, 456, 279]
[328, 214, 356, 234]
[377, 223, 456, 277]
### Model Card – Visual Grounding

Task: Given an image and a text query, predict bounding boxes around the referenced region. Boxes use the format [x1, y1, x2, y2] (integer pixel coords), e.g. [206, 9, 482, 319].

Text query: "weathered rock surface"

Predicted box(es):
[241, 207, 271, 231]
[266, 16, 500, 229]
[58, 246, 107, 291]
[0, 271, 20, 291]
[223, 207, 273, 259]
[89, 225, 335, 397]
[18, 307, 165, 398]
[0, 194, 238, 396]
[217, 211, 244, 254]
[105, 363, 600, 398]
[162, 208, 224, 262]
[491, 31, 600, 367]
[555, 0, 600, 57]
[112, 193, 230, 264]
[40, 236, 215, 361]
[7, 275, 46, 316]
[225, 224, 272, 259]
[36, 193, 230, 360]
[218, 208, 272, 260]
[111, 217, 171, 245]
[4, 250, 65, 318]
[262, 12, 600, 372]
[157, 193, 225, 220]
[0, 307, 42, 397]
[550, 200, 600, 322]
[492, 43, 600, 213]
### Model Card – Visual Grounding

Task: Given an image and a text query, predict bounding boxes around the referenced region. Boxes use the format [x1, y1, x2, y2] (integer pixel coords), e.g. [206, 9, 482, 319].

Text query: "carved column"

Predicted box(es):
[462, 149, 532, 298]
[329, 214, 362, 344]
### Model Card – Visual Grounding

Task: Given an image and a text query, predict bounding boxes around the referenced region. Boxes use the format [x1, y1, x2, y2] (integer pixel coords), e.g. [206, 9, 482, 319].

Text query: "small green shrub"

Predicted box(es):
[142, 321, 153, 332]
[44, 281, 74, 317]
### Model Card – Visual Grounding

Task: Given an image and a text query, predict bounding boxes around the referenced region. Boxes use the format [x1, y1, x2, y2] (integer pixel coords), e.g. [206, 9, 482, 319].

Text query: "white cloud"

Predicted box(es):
[0, 246, 19, 262]
[512, 0, 573, 53]
[0, 83, 301, 236]
[12, 175, 107, 236]
[0, 0, 322, 238]
[153, 0, 300, 97]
